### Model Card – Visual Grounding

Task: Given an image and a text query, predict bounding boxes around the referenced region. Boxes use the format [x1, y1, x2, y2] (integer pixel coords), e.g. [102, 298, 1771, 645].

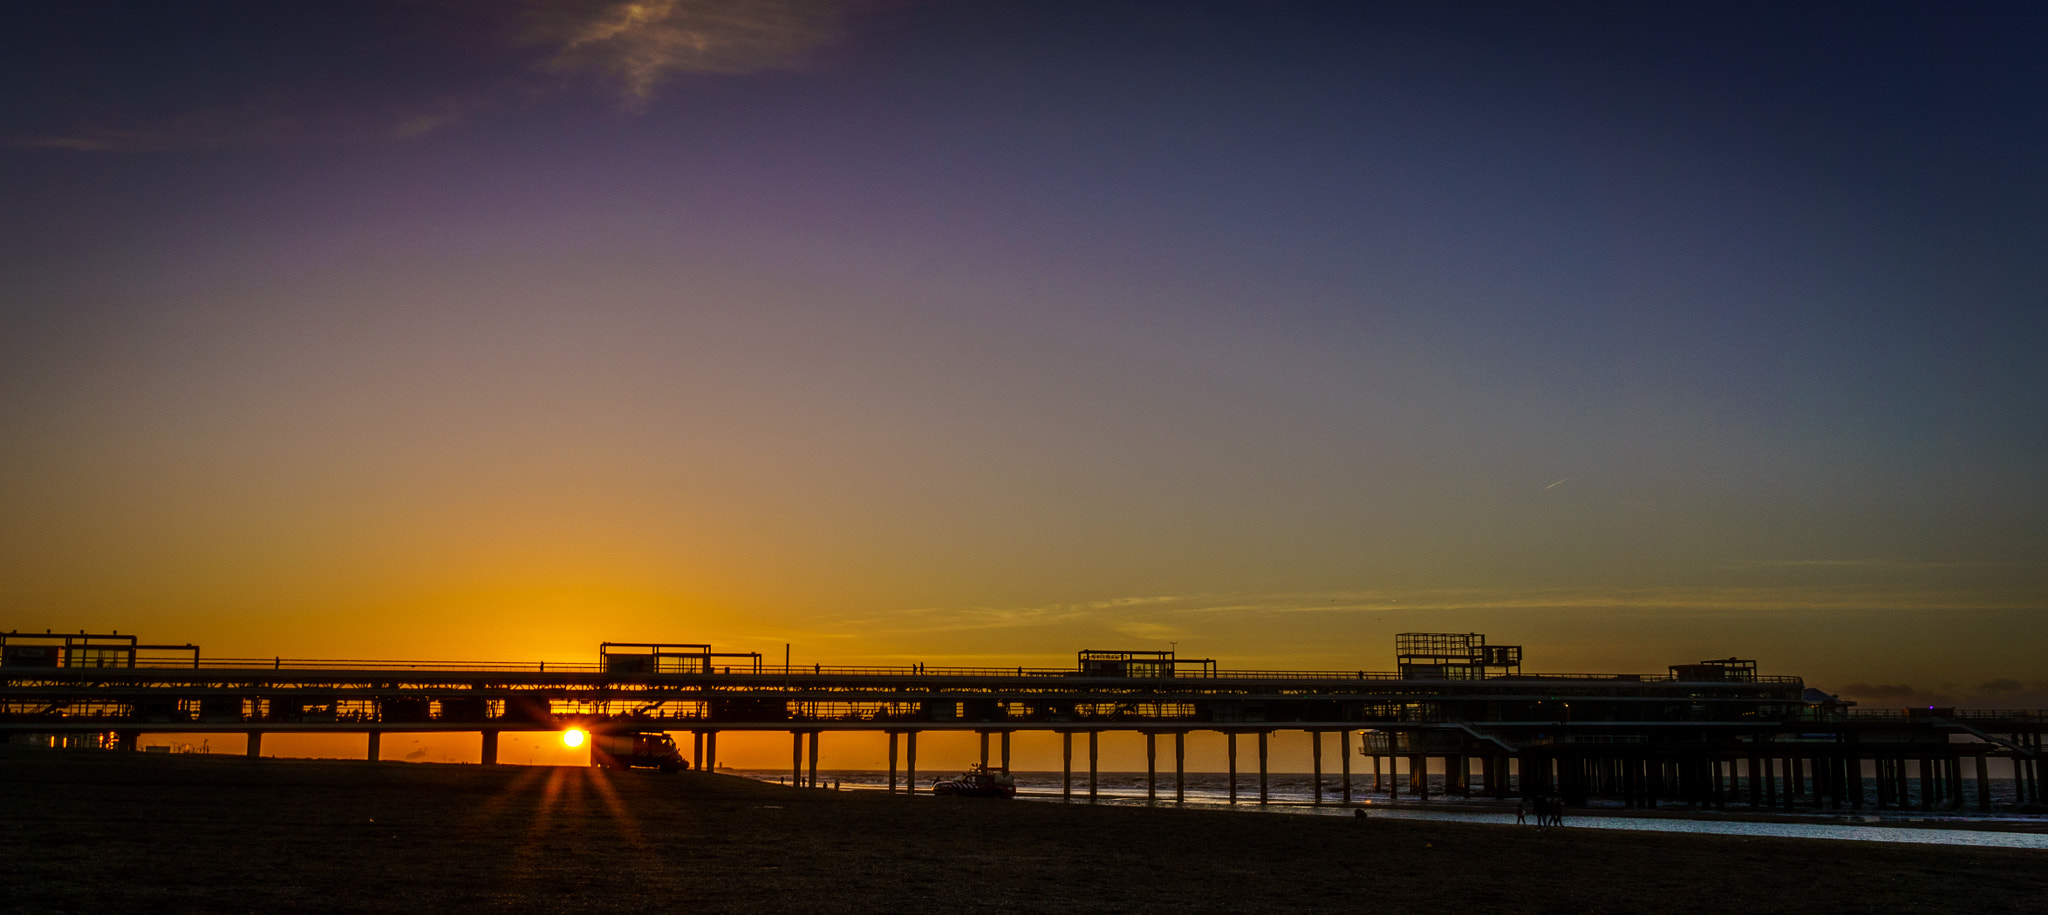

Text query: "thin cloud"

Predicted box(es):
[1738, 559, 2002, 570]
[1114, 621, 1183, 641]
[810, 586, 2040, 641]
[527, 0, 846, 107]
[13, 0, 856, 152]
[16, 111, 316, 153]
[15, 101, 475, 153]
[1833, 679, 2048, 710]
[1159, 586, 2041, 617]
[798, 595, 1190, 638]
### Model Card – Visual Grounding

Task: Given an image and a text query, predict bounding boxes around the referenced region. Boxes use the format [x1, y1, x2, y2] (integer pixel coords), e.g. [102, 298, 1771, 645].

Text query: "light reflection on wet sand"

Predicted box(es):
[737, 769, 2048, 849]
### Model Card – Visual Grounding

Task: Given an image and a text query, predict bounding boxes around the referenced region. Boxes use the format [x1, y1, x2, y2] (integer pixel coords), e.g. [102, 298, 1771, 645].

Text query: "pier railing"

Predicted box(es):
[48, 657, 1803, 685]
[1837, 708, 2047, 722]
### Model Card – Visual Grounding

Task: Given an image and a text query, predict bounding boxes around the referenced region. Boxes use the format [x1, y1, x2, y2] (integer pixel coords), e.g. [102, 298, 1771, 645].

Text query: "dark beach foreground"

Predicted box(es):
[3, 747, 2042, 914]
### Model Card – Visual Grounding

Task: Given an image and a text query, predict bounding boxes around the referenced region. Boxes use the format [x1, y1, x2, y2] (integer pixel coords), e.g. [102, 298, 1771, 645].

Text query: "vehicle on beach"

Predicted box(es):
[591, 731, 688, 773]
[932, 764, 1016, 798]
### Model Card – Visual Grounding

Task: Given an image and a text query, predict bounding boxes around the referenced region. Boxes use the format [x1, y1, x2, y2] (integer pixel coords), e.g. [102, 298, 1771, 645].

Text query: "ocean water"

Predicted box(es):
[730, 769, 2048, 850]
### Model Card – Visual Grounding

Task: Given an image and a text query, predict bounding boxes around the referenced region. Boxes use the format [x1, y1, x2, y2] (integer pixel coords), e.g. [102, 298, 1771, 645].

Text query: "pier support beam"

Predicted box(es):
[905, 730, 917, 793]
[1849, 754, 1864, 809]
[1146, 732, 1157, 800]
[786, 728, 802, 786]
[1062, 732, 1073, 799]
[1258, 731, 1270, 805]
[706, 731, 719, 771]
[2030, 752, 2039, 805]
[1001, 731, 1011, 772]
[888, 732, 900, 793]
[1311, 730, 1324, 804]
[693, 731, 705, 770]
[1175, 731, 1186, 802]
[2028, 752, 2040, 807]
[480, 730, 498, 766]
[367, 731, 381, 762]
[1227, 732, 1238, 803]
[808, 730, 821, 788]
[246, 732, 262, 759]
[979, 731, 990, 769]
[1340, 731, 1352, 802]
[1966, 757, 1982, 814]
[1088, 731, 1099, 799]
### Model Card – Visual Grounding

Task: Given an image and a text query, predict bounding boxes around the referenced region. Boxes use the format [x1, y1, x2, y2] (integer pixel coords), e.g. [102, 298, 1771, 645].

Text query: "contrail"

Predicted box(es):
[1544, 478, 1567, 490]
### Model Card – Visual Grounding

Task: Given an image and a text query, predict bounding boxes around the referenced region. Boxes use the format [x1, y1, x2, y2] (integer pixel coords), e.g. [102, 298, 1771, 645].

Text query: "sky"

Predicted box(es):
[3, 1, 2045, 710]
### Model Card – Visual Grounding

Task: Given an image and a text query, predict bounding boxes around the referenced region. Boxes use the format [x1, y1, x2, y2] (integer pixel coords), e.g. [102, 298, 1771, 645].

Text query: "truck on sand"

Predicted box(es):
[591, 730, 688, 773]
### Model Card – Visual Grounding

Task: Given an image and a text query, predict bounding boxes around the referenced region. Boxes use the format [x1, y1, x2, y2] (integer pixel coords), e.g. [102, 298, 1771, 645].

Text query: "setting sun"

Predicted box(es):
[561, 728, 585, 749]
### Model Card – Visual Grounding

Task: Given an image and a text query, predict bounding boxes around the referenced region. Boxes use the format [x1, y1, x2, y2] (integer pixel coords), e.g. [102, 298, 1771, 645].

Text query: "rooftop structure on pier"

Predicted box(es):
[1076, 650, 1217, 678]
[0, 630, 199, 669]
[1395, 632, 1521, 679]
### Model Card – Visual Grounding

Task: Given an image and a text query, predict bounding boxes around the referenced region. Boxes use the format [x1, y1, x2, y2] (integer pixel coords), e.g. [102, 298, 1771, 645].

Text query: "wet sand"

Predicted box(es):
[3, 747, 2042, 914]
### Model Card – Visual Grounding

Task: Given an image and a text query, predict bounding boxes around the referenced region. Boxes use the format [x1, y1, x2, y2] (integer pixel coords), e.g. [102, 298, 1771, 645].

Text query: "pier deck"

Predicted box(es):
[4, 630, 2040, 812]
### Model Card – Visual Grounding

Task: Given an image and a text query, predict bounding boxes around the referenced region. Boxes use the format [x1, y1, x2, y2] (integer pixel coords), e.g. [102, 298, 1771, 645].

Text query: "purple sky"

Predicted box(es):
[2, 1, 2044, 704]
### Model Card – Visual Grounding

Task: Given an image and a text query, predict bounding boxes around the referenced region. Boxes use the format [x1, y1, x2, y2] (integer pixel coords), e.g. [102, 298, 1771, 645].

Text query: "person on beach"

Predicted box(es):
[1516, 799, 1527, 825]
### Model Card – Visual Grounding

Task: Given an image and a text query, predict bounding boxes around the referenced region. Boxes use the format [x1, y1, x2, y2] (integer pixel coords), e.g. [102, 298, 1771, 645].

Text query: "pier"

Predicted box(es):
[3, 630, 2040, 811]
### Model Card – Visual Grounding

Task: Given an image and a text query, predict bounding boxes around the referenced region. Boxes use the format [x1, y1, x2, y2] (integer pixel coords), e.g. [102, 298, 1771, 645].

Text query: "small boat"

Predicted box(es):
[931, 764, 1016, 798]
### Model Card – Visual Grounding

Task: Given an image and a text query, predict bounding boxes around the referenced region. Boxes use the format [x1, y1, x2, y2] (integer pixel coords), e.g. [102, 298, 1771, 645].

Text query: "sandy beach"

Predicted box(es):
[3, 747, 2042, 914]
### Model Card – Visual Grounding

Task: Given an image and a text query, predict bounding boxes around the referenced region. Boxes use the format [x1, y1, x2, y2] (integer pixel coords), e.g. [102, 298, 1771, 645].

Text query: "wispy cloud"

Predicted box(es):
[526, 0, 846, 107]
[833, 595, 1190, 637]
[1833, 679, 2048, 710]
[14, 100, 473, 153]
[1114, 621, 1183, 641]
[1738, 558, 2002, 570]
[13, 0, 856, 152]
[806, 586, 2041, 641]
[1146, 586, 2041, 618]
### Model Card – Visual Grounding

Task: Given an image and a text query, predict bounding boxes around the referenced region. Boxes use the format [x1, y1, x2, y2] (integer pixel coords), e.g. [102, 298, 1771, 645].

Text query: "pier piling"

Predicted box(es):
[808, 730, 821, 788]
[791, 731, 803, 786]
[1146, 732, 1157, 800]
[1258, 731, 1270, 805]
[1311, 730, 1323, 804]
[1340, 730, 1352, 802]
[1088, 730, 1099, 799]
[1061, 731, 1072, 799]
[1227, 732, 1238, 803]
[1174, 731, 1186, 802]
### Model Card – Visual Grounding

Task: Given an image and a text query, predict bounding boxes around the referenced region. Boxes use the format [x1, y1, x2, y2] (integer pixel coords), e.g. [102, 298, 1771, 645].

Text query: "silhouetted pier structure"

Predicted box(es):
[4, 630, 2041, 811]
